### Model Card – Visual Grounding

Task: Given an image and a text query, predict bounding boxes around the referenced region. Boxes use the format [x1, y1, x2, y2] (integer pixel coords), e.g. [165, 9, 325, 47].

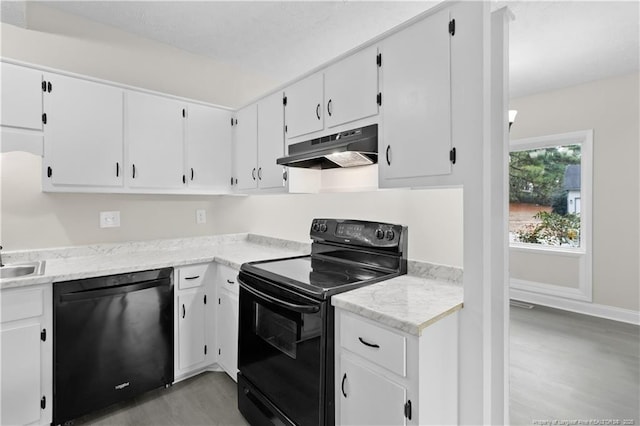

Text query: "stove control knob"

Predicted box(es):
[385, 230, 395, 240]
[375, 229, 385, 240]
[312, 222, 319, 232]
[319, 223, 327, 232]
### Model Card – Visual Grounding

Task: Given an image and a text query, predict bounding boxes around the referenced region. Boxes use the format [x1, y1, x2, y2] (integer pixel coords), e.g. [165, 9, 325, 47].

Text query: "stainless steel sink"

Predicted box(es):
[0, 261, 46, 279]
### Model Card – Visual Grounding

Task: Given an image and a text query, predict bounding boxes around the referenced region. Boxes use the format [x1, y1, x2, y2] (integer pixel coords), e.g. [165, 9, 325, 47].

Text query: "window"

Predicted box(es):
[509, 131, 592, 251]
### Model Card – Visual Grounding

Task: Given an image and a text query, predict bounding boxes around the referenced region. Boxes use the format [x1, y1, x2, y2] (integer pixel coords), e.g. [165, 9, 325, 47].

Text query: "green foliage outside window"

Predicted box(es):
[509, 145, 581, 205]
[509, 144, 582, 247]
[515, 211, 581, 247]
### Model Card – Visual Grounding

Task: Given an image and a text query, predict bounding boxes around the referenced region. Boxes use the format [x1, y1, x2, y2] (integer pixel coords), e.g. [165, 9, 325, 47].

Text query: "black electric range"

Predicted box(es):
[236, 219, 407, 426]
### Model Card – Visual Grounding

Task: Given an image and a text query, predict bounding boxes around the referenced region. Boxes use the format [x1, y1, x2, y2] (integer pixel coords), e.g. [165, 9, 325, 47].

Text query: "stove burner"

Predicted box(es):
[308, 270, 351, 286]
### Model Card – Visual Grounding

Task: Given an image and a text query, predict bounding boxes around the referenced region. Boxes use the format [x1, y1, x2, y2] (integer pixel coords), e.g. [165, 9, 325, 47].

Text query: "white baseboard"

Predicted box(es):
[510, 288, 640, 325]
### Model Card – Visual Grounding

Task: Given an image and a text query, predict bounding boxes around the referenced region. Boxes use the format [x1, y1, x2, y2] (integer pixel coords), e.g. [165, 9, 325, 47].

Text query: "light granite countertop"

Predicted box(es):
[331, 267, 463, 337]
[0, 234, 310, 290]
[2, 234, 464, 336]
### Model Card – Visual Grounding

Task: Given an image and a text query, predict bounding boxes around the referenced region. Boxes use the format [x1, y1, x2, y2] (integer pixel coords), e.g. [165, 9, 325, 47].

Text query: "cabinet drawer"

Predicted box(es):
[217, 264, 239, 295]
[1, 287, 44, 323]
[177, 264, 209, 290]
[340, 313, 406, 377]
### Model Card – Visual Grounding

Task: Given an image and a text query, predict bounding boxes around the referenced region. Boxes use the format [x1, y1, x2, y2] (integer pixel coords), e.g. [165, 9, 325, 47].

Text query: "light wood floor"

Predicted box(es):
[510, 304, 640, 425]
[74, 372, 248, 426]
[73, 305, 639, 425]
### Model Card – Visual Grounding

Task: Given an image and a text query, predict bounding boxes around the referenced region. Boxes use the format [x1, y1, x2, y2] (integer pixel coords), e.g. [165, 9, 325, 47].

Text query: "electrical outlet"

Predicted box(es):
[100, 211, 120, 228]
[196, 209, 206, 224]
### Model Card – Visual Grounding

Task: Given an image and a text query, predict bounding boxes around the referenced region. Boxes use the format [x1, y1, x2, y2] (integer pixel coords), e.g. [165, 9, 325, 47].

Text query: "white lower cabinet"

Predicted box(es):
[215, 264, 239, 381]
[0, 284, 52, 426]
[174, 264, 215, 381]
[340, 356, 407, 426]
[335, 309, 458, 426]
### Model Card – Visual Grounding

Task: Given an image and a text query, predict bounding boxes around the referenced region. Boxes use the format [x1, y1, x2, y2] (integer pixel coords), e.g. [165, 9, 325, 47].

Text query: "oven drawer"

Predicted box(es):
[340, 312, 406, 377]
[177, 264, 209, 290]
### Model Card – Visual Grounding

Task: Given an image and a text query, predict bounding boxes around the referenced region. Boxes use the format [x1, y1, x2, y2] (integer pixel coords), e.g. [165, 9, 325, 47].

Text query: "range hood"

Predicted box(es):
[277, 124, 377, 169]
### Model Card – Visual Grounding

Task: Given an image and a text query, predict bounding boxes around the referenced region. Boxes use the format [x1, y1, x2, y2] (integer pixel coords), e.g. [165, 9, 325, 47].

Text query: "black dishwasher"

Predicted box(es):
[53, 267, 174, 425]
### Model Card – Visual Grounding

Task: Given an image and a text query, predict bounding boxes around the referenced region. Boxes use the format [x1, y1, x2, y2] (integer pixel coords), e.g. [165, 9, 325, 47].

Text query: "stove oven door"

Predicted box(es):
[238, 271, 327, 426]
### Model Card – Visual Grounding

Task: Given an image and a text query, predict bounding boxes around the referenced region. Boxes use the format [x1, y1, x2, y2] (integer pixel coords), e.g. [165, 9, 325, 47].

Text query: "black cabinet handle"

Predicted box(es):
[184, 275, 200, 280]
[190, 168, 194, 181]
[226, 279, 235, 285]
[252, 168, 256, 180]
[341, 373, 347, 398]
[283, 169, 288, 182]
[182, 304, 186, 319]
[258, 167, 262, 180]
[132, 164, 136, 179]
[116, 162, 119, 177]
[385, 145, 391, 166]
[327, 99, 332, 117]
[182, 174, 186, 184]
[47, 166, 52, 178]
[316, 103, 321, 120]
[358, 337, 380, 349]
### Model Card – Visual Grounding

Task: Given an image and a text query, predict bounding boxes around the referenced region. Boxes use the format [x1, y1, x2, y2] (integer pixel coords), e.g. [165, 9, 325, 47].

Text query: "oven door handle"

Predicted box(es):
[239, 281, 320, 314]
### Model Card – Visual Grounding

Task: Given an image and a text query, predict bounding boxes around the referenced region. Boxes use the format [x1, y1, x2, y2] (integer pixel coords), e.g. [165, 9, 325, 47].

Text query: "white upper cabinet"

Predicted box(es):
[1, 62, 43, 130]
[257, 92, 286, 190]
[379, 8, 453, 186]
[284, 72, 324, 139]
[126, 91, 185, 189]
[233, 103, 258, 191]
[233, 93, 287, 193]
[43, 73, 124, 188]
[325, 45, 380, 129]
[185, 104, 232, 191]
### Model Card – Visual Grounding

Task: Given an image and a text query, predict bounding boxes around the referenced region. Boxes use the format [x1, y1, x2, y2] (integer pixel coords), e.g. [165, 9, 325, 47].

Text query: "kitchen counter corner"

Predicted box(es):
[331, 273, 463, 336]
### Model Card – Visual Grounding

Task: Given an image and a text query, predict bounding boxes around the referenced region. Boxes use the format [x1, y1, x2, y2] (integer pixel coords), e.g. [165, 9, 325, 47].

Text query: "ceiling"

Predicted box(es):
[3, 1, 639, 98]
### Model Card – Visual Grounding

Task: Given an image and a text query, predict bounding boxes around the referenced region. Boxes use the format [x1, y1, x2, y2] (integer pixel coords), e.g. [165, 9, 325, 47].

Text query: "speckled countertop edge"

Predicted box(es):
[332, 261, 464, 336]
[0, 234, 311, 289]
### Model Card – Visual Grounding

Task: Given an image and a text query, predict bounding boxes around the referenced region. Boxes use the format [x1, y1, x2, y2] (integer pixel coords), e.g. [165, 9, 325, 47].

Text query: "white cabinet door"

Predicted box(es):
[0, 284, 52, 426]
[186, 104, 232, 191]
[177, 290, 207, 371]
[339, 356, 407, 426]
[284, 72, 324, 139]
[1, 62, 43, 130]
[126, 91, 185, 189]
[0, 323, 42, 426]
[43, 73, 123, 188]
[380, 8, 452, 184]
[257, 92, 285, 190]
[234, 103, 258, 191]
[325, 46, 379, 129]
[217, 289, 239, 381]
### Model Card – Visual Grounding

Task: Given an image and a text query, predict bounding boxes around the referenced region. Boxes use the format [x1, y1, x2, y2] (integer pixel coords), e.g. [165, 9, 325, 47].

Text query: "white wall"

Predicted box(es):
[509, 72, 640, 312]
[213, 188, 463, 266]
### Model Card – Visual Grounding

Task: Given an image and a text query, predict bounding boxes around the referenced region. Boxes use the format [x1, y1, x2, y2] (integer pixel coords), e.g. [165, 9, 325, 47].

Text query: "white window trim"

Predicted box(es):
[509, 129, 593, 302]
